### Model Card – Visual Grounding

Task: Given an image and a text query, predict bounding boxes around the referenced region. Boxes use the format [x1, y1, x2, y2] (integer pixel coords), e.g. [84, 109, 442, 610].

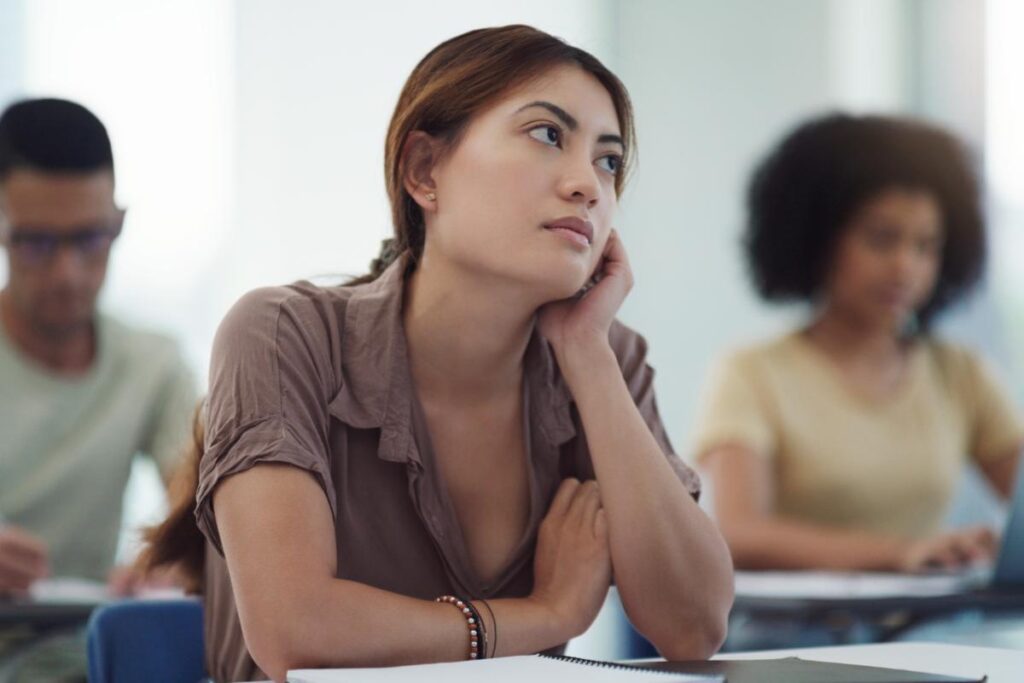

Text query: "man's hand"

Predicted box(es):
[0, 525, 50, 596]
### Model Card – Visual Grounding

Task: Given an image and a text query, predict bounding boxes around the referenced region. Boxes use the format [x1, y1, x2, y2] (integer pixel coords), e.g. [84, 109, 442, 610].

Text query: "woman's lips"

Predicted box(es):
[543, 217, 594, 248]
[546, 226, 591, 248]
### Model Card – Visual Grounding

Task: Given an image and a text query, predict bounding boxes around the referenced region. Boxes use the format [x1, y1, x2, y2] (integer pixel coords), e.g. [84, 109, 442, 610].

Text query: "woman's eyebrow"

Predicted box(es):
[515, 100, 624, 149]
[516, 100, 578, 130]
[598, 133, 625, 150]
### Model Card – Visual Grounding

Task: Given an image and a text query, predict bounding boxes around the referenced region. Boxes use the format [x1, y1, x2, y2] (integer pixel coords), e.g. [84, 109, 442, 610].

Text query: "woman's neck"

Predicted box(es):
[402, 256, 539, 404]
[804, 306, 906, 366]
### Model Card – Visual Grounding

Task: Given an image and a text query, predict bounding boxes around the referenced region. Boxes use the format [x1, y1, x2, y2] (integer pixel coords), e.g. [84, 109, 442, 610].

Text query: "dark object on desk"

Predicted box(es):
[642, 656, 986, 683]
[0, 598, 99, 630]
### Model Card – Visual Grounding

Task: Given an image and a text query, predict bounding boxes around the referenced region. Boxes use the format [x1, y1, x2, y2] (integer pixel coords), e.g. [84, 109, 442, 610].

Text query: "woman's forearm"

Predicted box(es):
[557, 342, 733, 659]
[721, 516, 906, 571]
[215, 466, 570, 682]
[257, 578, 564, 679]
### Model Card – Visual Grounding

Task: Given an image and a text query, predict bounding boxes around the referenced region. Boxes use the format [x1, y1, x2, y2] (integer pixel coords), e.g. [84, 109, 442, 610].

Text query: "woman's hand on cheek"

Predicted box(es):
[538, 229, 633, 360]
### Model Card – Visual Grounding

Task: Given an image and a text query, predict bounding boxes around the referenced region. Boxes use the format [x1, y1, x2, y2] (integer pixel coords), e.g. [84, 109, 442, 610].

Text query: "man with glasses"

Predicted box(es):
[0, 98, 196, 682]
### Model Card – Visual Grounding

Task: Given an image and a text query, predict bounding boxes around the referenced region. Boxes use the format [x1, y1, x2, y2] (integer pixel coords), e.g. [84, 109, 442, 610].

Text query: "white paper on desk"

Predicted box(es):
[26, 577, 189, 603]
[28, 577, 111, 603]
[734, 570, 977, 599]
[288, 655, 720, 682]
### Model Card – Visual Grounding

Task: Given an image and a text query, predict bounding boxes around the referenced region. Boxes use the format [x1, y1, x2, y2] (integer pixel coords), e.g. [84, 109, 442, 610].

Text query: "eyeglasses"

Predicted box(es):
[0, 210, 125, 267]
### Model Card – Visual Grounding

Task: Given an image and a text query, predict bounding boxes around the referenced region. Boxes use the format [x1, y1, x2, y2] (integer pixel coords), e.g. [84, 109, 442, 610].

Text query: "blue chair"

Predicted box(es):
[86, 598, 206, 683]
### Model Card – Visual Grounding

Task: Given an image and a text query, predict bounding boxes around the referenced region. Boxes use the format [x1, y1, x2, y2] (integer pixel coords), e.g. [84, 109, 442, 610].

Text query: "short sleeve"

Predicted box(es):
[608, 321, 701, 500]
[690, 350, 777, 463]
[956, 349, 1024, 464]
[195, 286, 340, 555]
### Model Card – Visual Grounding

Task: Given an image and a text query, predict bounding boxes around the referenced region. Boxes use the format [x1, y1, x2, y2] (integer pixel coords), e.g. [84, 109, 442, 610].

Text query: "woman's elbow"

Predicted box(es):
[657, 611, 729, 661]
[646, 583, 733, 660]
[246, 634, 293, 683]
[240, 600, 321, 683]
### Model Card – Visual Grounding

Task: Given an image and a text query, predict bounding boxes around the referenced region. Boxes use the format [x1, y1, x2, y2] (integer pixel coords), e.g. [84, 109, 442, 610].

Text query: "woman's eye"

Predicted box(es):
[597, 154, 622, 175]
[528, 125, 561, 147]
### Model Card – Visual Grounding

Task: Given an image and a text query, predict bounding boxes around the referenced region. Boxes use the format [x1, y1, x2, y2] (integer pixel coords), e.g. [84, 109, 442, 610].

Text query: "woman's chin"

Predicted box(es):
[540, 273, 591, 302]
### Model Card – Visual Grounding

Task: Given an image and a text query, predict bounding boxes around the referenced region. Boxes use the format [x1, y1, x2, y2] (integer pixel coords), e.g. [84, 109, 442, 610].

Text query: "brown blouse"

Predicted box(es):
[194, 257, 700, 682]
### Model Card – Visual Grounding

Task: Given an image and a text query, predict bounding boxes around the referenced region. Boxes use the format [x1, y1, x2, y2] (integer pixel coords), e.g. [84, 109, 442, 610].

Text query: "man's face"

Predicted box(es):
[0, 168, 120, 339]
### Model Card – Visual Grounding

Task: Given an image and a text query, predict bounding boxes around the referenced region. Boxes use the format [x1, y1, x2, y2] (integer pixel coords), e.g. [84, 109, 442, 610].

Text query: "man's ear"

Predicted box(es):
[401, 131, 441, 211]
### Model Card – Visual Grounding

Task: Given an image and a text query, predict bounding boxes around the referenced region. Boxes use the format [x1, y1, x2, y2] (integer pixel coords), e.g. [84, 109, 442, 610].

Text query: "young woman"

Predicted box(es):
[694, 113, 1023, 574]
[145, 25, 732, 683]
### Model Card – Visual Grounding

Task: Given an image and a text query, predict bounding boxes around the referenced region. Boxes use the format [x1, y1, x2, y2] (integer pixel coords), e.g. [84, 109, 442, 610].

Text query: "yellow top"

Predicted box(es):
[692, 333, 1024, 538]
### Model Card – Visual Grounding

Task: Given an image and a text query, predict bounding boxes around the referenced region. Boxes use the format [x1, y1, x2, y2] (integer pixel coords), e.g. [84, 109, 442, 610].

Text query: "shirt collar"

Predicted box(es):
[328, 254, 578, 463]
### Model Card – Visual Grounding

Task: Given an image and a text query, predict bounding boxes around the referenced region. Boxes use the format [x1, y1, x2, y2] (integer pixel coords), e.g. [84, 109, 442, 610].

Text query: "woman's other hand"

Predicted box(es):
[898, 526, 998, 573]
[529, 478, 612, 638]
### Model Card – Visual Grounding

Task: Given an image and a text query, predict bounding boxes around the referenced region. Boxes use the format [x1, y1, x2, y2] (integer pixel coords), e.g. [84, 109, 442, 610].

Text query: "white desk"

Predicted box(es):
[716, 641, 1024, 683]
[245, 642, 1023, 682]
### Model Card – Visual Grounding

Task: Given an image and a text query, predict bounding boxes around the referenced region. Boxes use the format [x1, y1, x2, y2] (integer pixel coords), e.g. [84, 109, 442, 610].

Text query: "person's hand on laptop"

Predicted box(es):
[0, 524, 51, 596]
[898, 526, 997, 573]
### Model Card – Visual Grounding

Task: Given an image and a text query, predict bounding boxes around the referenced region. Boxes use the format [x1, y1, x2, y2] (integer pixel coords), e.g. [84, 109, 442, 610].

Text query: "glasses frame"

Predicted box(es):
[0, 207, 127, 267]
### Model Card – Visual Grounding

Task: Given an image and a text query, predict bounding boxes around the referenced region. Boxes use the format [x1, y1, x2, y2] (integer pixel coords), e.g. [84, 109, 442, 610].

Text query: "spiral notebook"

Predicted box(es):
[287, 654, 721, 682]
[287, 653, 985, 683]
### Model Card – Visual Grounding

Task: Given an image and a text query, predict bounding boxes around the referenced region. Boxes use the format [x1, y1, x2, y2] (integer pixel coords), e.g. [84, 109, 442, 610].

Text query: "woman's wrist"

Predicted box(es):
[553, 336, 617, 389]
[521, 593, 578, 644]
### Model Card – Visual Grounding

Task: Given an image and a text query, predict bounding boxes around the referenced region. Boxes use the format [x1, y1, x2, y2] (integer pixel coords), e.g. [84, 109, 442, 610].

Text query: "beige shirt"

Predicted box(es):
[692, 333, 1024, 538]
[195, 257, 699, 682]
[0, 314, 196, 580]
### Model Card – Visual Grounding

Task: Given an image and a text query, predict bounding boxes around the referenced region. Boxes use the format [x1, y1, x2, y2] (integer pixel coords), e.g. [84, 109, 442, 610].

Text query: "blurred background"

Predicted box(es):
[1, 0, 1022, 657]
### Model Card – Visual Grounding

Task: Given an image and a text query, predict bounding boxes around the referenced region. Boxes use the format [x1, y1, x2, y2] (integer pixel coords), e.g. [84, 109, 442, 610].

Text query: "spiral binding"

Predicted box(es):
[538, 653, 679, 676]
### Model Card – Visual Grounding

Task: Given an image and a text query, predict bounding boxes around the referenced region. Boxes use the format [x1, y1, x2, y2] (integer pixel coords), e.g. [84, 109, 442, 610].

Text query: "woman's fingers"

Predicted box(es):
[593, 508, 608, 545]
[564, 480, 597, 526]
[956, 527, 997, 562]
[572, 481, 602, 532]
[546, 478, 582, 524]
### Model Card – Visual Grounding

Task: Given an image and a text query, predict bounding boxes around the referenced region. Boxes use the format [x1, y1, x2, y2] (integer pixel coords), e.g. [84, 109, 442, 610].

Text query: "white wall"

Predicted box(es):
[0, 0, 24, 286]
[0, 0, 23, 119]
[16, 0, 236, 374]
[613, 0, 892, 459]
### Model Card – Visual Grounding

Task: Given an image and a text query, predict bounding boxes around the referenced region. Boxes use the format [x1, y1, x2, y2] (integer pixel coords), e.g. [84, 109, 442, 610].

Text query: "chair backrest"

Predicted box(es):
[86, 598, 206, 683]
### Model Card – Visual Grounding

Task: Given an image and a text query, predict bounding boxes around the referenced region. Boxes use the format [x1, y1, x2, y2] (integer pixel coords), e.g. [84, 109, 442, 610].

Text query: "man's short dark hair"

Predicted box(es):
[743, 112, 985, 330]
[0, 98, 114, 179]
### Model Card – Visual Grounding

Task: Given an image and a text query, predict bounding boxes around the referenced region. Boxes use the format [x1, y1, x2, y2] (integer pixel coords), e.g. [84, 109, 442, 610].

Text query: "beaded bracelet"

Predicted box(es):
[436, 595, 487, 660]
[478, 598, 497, 658]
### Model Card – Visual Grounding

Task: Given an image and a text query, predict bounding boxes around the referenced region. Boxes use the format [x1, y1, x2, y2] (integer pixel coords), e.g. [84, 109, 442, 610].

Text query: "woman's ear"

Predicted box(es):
[402, 131, 441, 212]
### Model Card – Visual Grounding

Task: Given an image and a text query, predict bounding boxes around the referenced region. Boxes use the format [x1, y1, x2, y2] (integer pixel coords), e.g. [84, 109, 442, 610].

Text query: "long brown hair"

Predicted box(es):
[355, 24, 636, 284]
[137, 402, 206, 593]
[141, 25, 635, 590]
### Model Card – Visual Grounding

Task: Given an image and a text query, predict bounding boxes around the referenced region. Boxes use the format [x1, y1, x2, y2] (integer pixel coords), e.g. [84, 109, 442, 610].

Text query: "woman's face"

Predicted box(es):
[423, 64, 624, 300]
[825, 187, 943, 331]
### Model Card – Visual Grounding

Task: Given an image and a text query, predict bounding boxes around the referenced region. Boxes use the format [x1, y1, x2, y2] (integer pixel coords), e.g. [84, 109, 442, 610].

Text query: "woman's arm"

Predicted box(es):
[214, 465, 608, 682]
[539, 232, 732, 660]
[558, 342, 733, 660]
[705, 445, 997, 571]
[977, 447, 1022, 500]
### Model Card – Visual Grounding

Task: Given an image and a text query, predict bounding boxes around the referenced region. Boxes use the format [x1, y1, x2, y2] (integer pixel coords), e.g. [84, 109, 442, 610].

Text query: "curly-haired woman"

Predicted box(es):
[694, 113, 1022, 574]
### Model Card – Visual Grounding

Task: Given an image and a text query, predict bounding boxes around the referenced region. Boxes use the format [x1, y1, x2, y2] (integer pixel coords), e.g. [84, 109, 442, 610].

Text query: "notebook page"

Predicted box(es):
[288, 654, 721, 683]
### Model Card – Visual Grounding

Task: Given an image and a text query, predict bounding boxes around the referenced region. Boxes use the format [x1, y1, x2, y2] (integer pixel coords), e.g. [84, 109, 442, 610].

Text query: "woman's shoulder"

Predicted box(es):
[711, 331, 805, 375]
[214, 280, 361, 359]
[226, 280, 354, 320]
[919, 336, 994, 387]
